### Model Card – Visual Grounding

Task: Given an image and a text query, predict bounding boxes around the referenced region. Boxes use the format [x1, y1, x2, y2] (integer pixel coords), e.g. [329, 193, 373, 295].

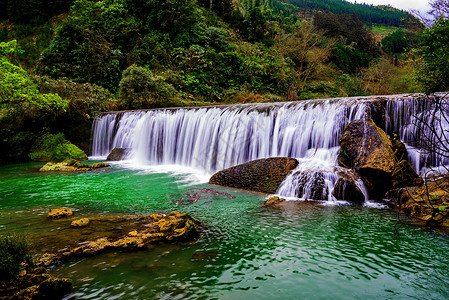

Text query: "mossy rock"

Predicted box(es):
[39, 159, 110, 172]
[388, 177, 449, 228]
[29, 133, 87, 162]
[391, 160, 423, 189]
[209, 157, 299, 193]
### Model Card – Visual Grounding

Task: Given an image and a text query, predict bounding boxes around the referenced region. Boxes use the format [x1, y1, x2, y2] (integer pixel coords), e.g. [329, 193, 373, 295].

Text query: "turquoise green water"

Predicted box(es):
[1, 163, 449, 299]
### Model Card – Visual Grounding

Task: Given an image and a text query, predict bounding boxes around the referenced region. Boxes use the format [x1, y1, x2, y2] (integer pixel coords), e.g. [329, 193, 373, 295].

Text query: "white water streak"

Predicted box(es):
[91, 96, 449, 201]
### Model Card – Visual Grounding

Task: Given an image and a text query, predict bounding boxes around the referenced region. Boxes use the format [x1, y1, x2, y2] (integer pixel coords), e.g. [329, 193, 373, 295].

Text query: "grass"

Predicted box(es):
[0, 234, 33, 280]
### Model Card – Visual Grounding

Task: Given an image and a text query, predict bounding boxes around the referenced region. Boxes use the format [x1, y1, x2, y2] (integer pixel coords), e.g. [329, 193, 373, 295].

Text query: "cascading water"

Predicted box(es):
[92, 99, 368, 200]
[384, 94, 449, 174]
[92, 99, 368, 171]
[91, 94, 448, 201]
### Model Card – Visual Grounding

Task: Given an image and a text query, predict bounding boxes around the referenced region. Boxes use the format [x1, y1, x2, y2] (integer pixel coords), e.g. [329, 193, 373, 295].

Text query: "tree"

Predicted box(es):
[119, 64, 178, 109]
[275, 21, 334, 93]
[416, 17, 449, 93]
[382, 29, 408, 54]
[0, 40, 69, 161]
[314, 12, 379, 57]
[0, 40, 68, 114]
[144, 0, 200, 37]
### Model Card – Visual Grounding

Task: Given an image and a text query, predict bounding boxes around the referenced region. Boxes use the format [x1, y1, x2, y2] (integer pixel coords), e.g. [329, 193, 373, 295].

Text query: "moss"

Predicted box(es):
[29, 133, 87, 162]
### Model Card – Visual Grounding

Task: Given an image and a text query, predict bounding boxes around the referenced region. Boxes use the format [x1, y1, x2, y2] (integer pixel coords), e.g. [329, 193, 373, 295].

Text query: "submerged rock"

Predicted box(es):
[209, 157, 299, 193]
[106, 148, 128, 161]
[39, 159, 110, 172]
[48, 208, 73, 219]
[38, 211, 201, 266]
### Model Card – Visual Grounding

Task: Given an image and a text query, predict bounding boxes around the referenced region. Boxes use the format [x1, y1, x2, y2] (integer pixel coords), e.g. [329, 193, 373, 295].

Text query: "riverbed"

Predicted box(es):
[1, 162, 448, 299]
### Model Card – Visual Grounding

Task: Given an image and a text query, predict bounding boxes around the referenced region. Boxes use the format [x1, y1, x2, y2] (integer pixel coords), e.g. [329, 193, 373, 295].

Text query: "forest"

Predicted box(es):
[0, 0, 448, 162]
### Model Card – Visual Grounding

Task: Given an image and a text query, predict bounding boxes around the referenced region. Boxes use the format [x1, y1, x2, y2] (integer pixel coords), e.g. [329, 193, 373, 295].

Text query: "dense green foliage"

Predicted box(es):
[1, 0, 447, 162]
[285, 0, 411, 26]
[29, 133, 87, 162]
[119, 65, 181, 109]
[381, 29, 420, 55]
[32, 75, 115, 117]
[0, 40, 68, 113]
[416, 17, 449, 93]
[0, 40, 111, 161]
[0, 234, 33, 280]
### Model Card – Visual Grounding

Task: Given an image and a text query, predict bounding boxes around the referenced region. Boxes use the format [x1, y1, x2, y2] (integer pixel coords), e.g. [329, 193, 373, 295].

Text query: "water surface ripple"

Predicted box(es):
[0, 164, 448, 299]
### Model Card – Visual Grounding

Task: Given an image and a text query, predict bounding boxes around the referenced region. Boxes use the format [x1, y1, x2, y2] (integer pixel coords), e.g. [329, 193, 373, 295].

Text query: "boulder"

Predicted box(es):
[209, 157, 299, 193]
[332, 170, 365, 204]
[106, 148, 128, 161]
[391, 160, 423, 189]
[338, 118, 422, 199]
[339, 118, 395, 175]
[48, 208, 73, 219]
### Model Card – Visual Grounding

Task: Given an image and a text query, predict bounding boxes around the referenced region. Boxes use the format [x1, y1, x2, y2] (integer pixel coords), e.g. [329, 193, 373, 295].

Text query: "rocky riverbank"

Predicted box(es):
[388, 177, 449, 227]
[37, 210, 201, 266]
[1, 208, 202, 299]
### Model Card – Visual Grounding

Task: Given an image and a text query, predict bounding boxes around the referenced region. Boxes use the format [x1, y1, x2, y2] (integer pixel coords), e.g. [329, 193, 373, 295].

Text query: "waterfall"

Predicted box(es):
[384, 95, 449, 174]
[91, 94, 449, 200]
[92, 99, 367, 171]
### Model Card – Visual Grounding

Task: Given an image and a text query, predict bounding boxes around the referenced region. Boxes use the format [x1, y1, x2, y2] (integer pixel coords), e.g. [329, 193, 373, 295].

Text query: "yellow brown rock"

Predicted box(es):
[48, 208, 73, 219]
[338, 118, 422, 199]
[40, 159, 110, 172]
[0, 266, 71, 299]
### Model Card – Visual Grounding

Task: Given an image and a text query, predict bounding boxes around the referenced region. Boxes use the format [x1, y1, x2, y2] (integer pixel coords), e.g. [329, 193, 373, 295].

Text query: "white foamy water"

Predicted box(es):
[91, 95, 449, 202]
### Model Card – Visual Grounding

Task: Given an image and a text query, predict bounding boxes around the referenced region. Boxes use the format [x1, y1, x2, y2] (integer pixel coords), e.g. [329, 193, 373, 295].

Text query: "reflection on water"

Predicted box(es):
[1, 163, 449, 299]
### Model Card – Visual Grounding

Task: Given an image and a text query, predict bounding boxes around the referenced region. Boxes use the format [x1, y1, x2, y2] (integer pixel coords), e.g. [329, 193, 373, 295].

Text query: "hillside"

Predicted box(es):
[280, 0, 414, 26]
[0, 0, 432, 162]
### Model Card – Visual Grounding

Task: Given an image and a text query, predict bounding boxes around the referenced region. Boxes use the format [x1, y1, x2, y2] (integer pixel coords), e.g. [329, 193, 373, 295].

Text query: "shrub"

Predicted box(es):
[0, 234, 33, 280]
[29, 133, 87, 162]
